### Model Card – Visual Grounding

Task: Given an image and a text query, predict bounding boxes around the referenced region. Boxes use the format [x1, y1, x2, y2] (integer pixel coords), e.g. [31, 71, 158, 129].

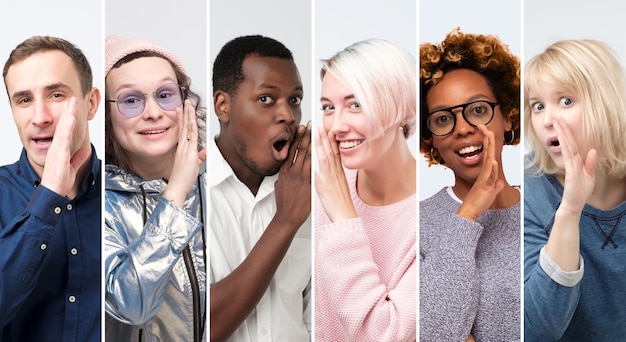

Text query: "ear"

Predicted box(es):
[213, 90, 230, 124]
[86, 87, 101, 120]
[504, 113, 513, 132]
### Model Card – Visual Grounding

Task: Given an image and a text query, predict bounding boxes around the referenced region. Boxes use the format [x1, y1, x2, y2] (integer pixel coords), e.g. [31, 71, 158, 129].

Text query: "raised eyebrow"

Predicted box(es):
[45, 82, 71, 92]
[10, 82, 70, 102]
[113, 77, 177, 94]
[257, 83, 304, 93]
[291, 85, 304, 98]
[429, 94, 493, 112]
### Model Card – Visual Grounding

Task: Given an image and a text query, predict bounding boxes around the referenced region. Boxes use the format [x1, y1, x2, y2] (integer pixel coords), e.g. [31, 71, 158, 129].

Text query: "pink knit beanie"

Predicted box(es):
[105, 35, 186, 76]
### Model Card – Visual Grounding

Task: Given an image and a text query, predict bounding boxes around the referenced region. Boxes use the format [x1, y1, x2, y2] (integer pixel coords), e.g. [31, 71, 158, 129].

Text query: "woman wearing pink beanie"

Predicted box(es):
[103, 35, 206, 342]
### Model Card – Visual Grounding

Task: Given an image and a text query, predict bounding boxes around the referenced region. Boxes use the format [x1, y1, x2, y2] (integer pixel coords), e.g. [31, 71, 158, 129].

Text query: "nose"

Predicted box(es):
[275, 100, 296, 125]
[32, 100, 53, 127]
[543, 105, 557, 128]
[141, 95, 164, 120]
[453, 110, 475, 137]
[328, 109, 350, 135]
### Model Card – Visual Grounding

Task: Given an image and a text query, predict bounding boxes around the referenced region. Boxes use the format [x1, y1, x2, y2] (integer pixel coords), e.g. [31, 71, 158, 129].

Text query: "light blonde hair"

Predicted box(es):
[321, 39, 416, 139]
[525, 39, 626, 178]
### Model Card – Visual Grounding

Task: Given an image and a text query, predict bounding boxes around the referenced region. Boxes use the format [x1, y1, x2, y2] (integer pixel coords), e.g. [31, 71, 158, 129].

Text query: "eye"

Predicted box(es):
[559, 97, 573, 106]
[290, 96, 302, 105]
[121, 95, 143, 106]
[16, 97, 32, 105]
[157, 91, 173, 99]
[531, 102, 544, 113]
[436, 114, 451, 124]
[468, 103, 489, 116]
[348, 101, 361, 112]
[50, 92, 66, 101]
[258, 96, 274, 105]
[321, 103, 334, 115]
[430, 112, 454, 127]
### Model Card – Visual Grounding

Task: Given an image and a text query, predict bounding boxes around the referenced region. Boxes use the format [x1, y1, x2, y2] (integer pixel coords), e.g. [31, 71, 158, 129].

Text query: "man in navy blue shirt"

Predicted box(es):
[0, 36, 101, 341]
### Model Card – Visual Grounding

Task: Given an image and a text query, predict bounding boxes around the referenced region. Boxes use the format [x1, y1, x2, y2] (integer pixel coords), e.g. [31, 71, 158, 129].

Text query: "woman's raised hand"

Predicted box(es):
[554, 118, 596, 215]
[314, 125, 358, 223]
[163, 99, 204, 208]
[456, 125, 505, 221]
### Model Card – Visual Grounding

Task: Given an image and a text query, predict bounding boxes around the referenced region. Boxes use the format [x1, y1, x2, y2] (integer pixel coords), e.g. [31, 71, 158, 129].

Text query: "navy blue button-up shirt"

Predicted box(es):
[0, 147, 101, 342]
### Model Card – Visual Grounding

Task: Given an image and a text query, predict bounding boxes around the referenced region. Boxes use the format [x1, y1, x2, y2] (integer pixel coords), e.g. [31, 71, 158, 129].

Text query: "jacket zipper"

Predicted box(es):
[183, 245, 202, 341]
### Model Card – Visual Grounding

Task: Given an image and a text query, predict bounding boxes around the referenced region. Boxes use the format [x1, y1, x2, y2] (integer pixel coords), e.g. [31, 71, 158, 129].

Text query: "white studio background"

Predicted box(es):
[524, 0, 626, 151]
[314, 0, 417, 168]
[524, 0, 626, 66]
[419, 0, 522, 200]
[0, 0, 104, 166]
[106, 0, 207, 142]
[209, 0, 312, 140]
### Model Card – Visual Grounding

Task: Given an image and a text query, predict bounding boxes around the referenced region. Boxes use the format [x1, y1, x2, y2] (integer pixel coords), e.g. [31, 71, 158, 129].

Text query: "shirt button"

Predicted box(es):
[40, 243, 47, 250]
[54, 207, 61, 214]
[68, 295, 76, 303]
[261, 328, 268, 336]
[70, 248, 78, 255]
[66, 204, 73, 211]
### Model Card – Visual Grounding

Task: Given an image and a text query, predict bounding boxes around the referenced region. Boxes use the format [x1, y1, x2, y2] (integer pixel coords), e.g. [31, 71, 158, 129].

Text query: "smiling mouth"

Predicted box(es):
[339, 140, 363, 149]
[140, 129, 167, 135]
[457, 145, 483, 157]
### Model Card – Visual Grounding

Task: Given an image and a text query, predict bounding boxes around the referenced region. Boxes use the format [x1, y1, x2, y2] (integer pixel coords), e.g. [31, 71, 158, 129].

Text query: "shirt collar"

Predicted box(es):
[19, 145, 101, 191]
[208, 137, 277, 200]
[208, 136, 236, 187]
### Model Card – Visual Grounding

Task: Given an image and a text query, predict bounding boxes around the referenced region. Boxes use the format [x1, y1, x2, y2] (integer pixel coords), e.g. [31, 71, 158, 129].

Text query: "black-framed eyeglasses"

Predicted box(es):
[427, 100, 499, 136]
[107, 83, 185, 118]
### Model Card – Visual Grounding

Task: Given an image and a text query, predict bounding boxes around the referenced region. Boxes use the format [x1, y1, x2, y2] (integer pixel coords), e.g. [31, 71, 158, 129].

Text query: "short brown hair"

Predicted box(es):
[3, 36, 93, 96]
[105, 51, 206, 173]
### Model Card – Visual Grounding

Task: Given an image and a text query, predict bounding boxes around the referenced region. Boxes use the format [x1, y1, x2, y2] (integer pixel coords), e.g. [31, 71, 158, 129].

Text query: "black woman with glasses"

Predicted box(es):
[418, 28, 521, 342]
[103, 36, 207, 342]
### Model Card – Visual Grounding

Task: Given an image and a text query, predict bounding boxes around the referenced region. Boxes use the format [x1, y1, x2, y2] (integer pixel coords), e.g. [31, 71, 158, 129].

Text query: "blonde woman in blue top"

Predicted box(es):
[524, 39, 626, 341]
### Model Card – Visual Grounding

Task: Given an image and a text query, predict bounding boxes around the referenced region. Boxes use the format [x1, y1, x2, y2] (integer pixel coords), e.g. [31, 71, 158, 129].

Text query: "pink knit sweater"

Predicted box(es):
[315, 169, 416, 341]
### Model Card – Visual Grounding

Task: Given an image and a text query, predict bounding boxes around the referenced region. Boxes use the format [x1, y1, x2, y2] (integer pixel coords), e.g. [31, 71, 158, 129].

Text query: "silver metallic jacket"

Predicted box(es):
[104, 165, 206, 341]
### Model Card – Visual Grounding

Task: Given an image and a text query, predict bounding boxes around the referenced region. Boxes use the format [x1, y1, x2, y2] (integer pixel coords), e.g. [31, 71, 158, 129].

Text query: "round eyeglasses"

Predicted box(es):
[107, 83, 185, 118]
[427, 100, 499, 136]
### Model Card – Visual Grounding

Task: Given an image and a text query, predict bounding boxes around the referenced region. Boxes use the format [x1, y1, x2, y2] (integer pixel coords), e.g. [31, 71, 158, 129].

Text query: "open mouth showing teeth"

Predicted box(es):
[140, 129, 166, 135]
[339, 140, 362, 149]
[551, 140, 560, 146]
[273, 139, 288, 152]
[457, 145, 483, 157]
[34, 137, 53, 143]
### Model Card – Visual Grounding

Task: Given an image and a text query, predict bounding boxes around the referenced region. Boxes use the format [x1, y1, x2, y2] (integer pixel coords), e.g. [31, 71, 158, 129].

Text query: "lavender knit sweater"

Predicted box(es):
[419, 187, 520, 341]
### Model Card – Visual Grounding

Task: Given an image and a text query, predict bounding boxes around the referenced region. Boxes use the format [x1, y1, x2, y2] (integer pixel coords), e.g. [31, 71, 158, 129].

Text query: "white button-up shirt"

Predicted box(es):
[208, 138, 311, 342]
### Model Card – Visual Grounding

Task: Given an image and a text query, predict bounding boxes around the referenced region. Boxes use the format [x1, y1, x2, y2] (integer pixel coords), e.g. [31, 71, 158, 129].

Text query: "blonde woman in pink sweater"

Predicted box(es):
[314, 39, 417, 341]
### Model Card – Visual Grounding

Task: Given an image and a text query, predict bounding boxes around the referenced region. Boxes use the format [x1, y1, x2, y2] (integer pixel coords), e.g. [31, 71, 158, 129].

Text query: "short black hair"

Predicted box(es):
[212, 35, 293, 95]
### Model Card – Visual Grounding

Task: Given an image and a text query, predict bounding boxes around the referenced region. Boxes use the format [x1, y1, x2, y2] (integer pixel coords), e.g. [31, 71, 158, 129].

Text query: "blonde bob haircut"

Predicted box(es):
[525, 39, 626, 178]
[321, 39, 416, 139]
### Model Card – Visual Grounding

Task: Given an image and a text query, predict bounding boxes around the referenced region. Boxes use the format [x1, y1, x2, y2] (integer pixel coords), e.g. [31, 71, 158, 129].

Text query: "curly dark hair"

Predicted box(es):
[212, 35, 293, 96]
[420, 28, 520, 165]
